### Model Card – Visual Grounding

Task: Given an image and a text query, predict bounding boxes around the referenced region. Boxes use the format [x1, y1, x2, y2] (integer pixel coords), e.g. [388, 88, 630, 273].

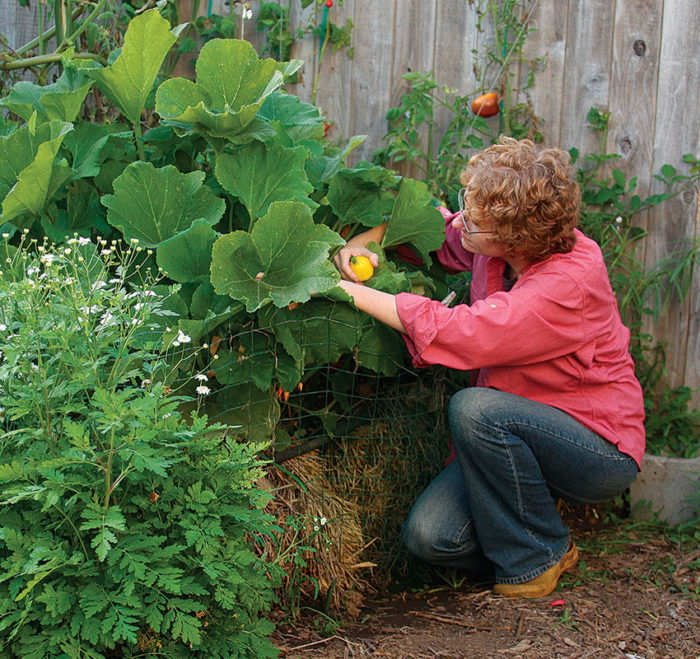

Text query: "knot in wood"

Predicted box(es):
[633, 40, 647, 57]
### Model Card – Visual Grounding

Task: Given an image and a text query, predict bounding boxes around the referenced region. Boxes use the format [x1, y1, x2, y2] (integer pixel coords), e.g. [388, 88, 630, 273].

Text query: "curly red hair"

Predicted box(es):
[460, 137, 580, 262]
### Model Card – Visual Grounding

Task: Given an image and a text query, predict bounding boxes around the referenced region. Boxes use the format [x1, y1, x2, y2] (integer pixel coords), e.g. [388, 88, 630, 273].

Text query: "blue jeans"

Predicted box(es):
[403, 388, 639, 584]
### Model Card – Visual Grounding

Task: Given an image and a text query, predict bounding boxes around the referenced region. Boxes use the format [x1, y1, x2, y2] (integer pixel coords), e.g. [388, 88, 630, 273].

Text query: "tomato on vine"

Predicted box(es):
[471, 92, 499, 117]
[325, 0, 333, 7]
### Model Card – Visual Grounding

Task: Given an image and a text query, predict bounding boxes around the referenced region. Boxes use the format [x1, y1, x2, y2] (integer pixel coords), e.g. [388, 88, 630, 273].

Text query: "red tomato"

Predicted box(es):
[325, 0, 333, 6]
[471, 92, 499, 117]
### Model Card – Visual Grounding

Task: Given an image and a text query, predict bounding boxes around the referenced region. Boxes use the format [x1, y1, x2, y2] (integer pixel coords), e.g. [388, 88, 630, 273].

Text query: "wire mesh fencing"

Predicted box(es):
[196, 311, 456, 614]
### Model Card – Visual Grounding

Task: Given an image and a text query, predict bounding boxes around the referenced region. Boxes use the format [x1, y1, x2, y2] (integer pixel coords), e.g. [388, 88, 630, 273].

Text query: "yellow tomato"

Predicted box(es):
[350, 256, 374, 281]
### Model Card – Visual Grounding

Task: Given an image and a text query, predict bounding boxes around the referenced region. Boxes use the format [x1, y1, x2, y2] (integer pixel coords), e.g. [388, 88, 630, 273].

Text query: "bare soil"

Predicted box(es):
[272, 510, 700, 658]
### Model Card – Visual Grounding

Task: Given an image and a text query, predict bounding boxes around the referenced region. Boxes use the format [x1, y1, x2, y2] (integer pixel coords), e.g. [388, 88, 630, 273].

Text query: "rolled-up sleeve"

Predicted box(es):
[396, 275, 589, 370]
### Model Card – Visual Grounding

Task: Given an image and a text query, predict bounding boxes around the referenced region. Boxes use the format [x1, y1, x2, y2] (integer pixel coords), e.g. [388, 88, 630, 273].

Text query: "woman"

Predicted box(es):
[333, 137, 645, 598]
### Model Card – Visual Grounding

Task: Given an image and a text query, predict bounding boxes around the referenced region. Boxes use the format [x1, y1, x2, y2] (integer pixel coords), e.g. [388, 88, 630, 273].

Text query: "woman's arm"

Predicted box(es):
[337, 279, 406, 333]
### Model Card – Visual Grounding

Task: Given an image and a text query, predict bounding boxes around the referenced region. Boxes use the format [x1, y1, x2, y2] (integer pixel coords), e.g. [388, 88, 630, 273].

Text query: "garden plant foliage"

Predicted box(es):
[0, 239, 281, 657]
[0, 8, 447, 420]
[0, 8, 449, 652]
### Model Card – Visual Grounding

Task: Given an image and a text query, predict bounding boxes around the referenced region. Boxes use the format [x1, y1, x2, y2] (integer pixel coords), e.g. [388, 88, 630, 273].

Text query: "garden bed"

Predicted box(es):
[272, 507, 700, 658]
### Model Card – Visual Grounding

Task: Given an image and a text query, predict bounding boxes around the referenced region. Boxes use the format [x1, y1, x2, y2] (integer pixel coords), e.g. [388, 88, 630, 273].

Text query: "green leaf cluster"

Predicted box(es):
[0, 241, 281, 657]
[0, 8, 450, 450]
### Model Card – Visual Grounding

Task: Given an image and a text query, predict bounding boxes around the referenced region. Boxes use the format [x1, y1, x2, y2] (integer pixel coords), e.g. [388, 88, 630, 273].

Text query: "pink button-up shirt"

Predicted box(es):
[395, 210, 646, 467]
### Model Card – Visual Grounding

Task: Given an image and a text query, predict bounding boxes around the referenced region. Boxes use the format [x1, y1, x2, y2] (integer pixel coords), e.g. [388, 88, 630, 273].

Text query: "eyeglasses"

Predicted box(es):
[457, 188, 493, 235]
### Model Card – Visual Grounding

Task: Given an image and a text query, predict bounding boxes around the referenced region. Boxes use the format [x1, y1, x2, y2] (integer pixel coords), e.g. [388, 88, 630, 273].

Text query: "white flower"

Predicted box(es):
[27, 267, 39, 276]
[109, 278, 121, 284]
[99, 311, 114, 326]
[194, 373, 208, 381]
[130, 238, 139, 244]
[91, 280, 107, 291]
[101, 249, 113, 256]
[141, 379, 151, 388]
[196, 385, 211, 396]
[134, 303, 144, 311]
[40, 254, 56, 265]
[242, 4, 252, 19]
[176, 329, 191, 344]
[80, 305, 100, 315]
[615, 216, 623, 225]
[77, 236, 91, 246]
[0, 324, 6, 332]
[1, 233, 9, 239]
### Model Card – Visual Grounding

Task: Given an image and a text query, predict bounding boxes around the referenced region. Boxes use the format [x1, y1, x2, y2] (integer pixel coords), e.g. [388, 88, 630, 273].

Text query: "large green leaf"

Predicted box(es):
[381, 178, 445, 264]
[101, 162, 225, 247]
[210, 200, 343, 312]
[327, 164, 397, 228]
[211, 383, 279, 443]
[258, 91, 325, 144]
[0, 121, 73, 228]
[62, 122, 132, 179]
[215, 142, 315, 224]
[156, 219, 220, 283]
[305, 135, 366, 189]
[155, 39, 284, 139]
[259, 299, 362, 370]
[211, 331, 276, 390]
[87, 10, 179, 125]
[0, 68, 93, 122]
[356, 317, 405, 376]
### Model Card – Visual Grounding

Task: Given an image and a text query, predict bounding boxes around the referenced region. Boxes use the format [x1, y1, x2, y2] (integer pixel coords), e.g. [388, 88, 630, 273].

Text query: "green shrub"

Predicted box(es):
[0, 236, 280, 658]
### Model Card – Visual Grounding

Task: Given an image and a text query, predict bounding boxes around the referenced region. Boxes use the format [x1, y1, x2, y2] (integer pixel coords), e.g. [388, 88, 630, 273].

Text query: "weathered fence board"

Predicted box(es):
[644, 0, 700, 395]
[1, 0, 699, 403]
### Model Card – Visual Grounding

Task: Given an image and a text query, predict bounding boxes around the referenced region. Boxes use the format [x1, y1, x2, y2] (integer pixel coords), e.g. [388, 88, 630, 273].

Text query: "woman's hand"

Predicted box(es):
[334, 244, 379, 282]
[333, 221, 388, 282]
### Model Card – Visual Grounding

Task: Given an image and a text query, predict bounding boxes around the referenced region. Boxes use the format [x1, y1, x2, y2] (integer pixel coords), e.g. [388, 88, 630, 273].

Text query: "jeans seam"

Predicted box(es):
[509, 419, 633, 462]
[494, 420, 556, 568]
[454, 518, 473, 546]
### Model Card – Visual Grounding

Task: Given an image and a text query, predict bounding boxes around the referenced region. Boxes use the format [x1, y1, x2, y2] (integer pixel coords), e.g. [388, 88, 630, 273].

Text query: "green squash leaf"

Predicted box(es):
[210, 200, 343, 312]
[101, 162, 226, 247]
[0, 121, 73, 228]
[382, 178, 445, 265]
[305, 135, 366, 188]
[327, 164, 397, 228]
[62, 122, 132, 179]
[212, 383, 279, 443]
[155, 39, 284, 138]
[211, 331, 276, 391]
[356, 318, 406, 376]
[259, 299, 362, 370]
[215, 141, 315, 224]
[189, 281, 243, 321]
[156, 219, 219, 283]
[258, 91, 325, 143]
[87, 9, 178, 125]
[0, 68, 93, 122]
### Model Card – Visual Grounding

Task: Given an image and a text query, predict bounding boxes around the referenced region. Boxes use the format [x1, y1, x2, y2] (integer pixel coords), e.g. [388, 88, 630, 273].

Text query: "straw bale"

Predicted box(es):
[260, 452, 375, 616]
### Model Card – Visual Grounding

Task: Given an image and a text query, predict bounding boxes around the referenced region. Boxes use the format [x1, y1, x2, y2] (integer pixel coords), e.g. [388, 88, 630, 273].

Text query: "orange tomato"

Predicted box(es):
[471, 92, 499, 117]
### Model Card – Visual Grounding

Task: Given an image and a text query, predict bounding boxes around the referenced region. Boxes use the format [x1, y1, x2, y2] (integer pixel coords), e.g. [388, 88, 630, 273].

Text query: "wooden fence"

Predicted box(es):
[2, 0, 699, 404]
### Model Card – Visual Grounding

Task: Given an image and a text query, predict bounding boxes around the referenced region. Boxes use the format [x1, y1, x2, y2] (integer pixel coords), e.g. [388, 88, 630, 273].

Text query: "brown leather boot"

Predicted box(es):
[493, 541, 579, 599]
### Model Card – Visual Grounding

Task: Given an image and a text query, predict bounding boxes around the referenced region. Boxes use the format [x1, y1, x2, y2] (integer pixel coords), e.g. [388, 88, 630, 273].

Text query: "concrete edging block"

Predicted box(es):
[629, 453, 700, 525]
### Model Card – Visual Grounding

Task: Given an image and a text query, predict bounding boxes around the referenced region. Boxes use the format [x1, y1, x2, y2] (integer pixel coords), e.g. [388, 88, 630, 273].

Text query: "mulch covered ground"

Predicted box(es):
[272, 509, 700, 658]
